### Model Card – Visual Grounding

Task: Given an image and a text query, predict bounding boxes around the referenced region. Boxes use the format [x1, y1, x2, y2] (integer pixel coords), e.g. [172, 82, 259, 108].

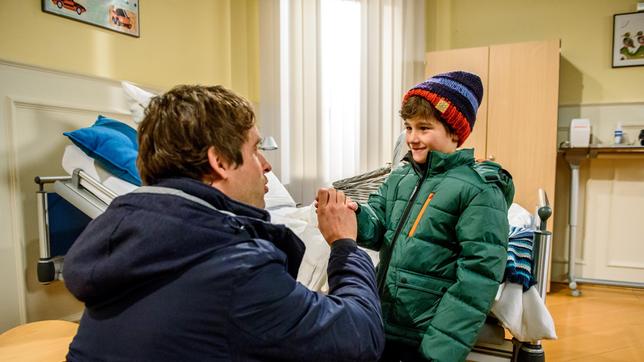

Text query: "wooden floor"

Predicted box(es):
[542, 283, 644, 361]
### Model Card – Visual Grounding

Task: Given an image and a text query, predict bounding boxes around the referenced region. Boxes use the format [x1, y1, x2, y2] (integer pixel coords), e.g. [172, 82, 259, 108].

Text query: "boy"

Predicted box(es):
[355, 71, 514, 361]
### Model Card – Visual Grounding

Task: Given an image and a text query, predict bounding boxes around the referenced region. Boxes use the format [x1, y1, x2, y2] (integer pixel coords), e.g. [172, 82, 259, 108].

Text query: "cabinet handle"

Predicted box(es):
[488, 155, 496, 161]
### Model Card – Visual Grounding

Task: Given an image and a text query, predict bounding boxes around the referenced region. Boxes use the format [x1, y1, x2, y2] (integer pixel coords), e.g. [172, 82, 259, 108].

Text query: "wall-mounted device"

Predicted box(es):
[569, 118, 591, 147]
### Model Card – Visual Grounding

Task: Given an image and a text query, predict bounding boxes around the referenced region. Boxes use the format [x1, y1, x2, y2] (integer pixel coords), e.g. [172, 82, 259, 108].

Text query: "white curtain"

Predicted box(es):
[259, 0, 425, 204]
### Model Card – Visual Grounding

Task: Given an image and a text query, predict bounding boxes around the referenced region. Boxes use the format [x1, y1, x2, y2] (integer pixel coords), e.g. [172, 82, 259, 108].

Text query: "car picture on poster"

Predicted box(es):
[42, 0, 140, 37]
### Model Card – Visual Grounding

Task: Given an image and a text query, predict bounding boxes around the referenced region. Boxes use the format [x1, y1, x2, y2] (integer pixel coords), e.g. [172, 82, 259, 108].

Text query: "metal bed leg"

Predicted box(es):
[568, 162, 581, 297]
[35, 176, 71, 284]
[36, 183, 55, 283]
[513, 340, 545, 362]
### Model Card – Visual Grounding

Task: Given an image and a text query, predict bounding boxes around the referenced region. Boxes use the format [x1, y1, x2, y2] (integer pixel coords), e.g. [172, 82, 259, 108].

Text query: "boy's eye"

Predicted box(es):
[405, 126, 412, 131]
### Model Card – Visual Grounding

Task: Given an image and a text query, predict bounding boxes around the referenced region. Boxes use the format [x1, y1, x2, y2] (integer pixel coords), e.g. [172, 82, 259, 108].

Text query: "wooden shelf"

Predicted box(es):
[559, 145, 644, 160]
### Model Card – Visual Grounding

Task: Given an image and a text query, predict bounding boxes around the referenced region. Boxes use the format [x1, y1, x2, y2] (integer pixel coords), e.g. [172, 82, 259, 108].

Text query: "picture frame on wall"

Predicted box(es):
[42, 0, 140, 38]
[612, 11, 644, 68]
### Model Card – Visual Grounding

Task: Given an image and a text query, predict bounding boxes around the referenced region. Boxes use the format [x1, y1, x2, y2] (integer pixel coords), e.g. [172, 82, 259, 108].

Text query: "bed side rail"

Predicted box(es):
[533, 189, 552, 300]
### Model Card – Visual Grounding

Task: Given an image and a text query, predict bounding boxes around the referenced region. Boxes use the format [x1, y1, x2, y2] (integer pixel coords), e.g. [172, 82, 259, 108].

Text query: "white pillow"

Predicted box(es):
[264, 171, 297, 210]
[508, 203, 533, 228]
[121, 81, 156, 124]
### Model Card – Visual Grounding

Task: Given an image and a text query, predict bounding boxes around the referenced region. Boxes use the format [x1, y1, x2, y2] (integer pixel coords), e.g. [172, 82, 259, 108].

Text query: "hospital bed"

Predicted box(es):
[34, 119, 556, 362]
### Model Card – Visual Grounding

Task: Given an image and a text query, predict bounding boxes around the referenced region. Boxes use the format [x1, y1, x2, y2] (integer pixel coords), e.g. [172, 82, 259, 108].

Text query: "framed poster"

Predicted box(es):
[612, 11, 644, 68]
[42, 0, 140, 38]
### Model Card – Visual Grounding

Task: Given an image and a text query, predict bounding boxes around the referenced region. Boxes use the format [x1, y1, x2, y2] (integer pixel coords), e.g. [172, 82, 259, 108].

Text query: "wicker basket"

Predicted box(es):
[331, 165, 392, 204]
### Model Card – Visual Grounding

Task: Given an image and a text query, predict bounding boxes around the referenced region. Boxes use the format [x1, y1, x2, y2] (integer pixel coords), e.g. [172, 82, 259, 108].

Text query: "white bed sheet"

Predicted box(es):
[269, 204, 380, 293]
[60, 145, 553, 340]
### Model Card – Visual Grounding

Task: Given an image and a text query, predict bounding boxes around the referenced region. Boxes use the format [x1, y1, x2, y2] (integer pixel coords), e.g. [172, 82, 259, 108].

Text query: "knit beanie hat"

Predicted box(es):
[402, 71, 483, 147]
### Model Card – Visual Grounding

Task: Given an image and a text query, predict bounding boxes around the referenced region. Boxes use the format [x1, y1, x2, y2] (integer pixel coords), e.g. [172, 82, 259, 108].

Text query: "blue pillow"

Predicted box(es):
[64, 115, 141, 186]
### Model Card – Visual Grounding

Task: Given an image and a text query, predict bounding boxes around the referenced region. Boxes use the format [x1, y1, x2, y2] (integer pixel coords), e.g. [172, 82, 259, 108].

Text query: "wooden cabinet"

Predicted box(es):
[425, 39, 560, 214]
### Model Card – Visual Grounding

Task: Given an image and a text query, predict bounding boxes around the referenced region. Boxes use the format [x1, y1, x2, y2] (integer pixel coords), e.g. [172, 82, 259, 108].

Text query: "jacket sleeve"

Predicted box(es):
[355, 179, 389, 251]
[419, 186, 509, 362]
[229, 239, 385, 362]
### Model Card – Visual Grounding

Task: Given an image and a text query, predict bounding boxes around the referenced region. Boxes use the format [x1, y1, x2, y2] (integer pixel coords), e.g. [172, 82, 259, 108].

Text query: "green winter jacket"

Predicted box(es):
[356, 148, 514, 362]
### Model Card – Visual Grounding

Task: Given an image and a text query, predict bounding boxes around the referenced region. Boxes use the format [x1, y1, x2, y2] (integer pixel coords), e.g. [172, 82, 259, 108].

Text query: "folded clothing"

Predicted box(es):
[505, 226, 537, 291]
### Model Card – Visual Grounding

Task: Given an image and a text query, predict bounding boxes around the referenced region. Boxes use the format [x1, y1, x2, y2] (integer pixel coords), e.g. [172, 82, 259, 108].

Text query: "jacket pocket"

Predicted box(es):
[391, 269, 453, 331]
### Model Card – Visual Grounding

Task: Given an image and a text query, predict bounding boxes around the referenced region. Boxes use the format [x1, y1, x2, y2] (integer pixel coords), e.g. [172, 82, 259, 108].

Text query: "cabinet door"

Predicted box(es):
[487, 39, 560, 212]
[425, 47, 489, 161]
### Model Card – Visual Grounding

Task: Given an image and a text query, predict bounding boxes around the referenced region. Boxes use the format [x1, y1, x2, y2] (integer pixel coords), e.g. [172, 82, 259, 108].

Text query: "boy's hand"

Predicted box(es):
[316, 188, 357, 245]
[345, 195, 358, 212]
[314, 192, 358, 211]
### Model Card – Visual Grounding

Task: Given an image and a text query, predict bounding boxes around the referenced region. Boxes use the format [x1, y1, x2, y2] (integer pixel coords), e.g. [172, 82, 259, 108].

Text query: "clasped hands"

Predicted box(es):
[315, 188, 358, 246]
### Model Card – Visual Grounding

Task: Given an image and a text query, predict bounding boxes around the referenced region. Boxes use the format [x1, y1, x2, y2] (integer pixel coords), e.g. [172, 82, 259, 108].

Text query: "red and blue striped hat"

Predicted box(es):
[403, 71, 483, 147]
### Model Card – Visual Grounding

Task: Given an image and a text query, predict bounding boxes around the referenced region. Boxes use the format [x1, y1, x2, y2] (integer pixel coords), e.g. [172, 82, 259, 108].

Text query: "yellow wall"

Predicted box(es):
[425, 0, 644, 105]
[0, 0, 259, 101]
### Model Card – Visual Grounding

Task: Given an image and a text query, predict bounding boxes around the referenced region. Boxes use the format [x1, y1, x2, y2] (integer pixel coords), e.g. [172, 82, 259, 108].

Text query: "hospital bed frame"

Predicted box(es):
[35, 170, 553, 362]
[468, 189, 552, 362]
[35, 169, 113, 283]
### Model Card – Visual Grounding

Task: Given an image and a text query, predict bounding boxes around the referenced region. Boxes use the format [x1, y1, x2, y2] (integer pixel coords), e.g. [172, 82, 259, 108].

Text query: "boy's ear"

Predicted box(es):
[451, 134, 460, 144]
[207, 146, 231, 180]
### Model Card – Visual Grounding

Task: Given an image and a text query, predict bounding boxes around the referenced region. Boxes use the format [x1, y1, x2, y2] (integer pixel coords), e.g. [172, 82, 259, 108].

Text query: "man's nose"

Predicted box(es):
[259, 152, 272, 173]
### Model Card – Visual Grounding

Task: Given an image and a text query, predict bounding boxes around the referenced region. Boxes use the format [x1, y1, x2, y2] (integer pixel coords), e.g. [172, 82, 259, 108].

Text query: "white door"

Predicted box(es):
[582, 157, 644, 283]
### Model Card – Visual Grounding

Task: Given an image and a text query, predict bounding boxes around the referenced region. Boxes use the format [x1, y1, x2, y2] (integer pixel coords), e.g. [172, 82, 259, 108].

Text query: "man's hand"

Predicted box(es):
[316, 188, 357, 246]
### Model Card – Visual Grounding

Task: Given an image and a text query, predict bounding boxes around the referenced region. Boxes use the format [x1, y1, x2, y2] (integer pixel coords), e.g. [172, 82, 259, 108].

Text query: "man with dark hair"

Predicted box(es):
[63, 85, 384, 361]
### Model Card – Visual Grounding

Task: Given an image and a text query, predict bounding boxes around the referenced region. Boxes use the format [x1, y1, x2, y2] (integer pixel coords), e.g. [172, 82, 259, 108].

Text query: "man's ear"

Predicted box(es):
[207, 146, 231, 181]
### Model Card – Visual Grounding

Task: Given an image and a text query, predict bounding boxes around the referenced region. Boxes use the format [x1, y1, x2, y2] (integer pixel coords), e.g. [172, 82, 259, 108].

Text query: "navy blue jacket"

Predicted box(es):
[64, 178, 384, 361]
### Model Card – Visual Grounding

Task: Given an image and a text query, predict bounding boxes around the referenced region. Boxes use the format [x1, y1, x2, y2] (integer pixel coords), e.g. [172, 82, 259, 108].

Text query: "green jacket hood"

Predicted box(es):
[473, 160, 515, 207]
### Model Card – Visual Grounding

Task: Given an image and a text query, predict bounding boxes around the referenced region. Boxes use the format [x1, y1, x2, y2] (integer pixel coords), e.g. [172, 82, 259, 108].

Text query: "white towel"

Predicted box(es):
[491, 282, 557, 342]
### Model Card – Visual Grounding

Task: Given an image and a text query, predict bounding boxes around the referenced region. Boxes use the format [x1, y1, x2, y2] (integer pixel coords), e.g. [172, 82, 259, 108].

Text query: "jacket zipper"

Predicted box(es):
[408, 192, 434, 237]
[376, 153, 431, 293]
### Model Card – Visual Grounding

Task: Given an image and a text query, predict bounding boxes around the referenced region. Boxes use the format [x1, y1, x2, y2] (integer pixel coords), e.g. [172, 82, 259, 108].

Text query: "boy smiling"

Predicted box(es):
[356, 71, 514, 361]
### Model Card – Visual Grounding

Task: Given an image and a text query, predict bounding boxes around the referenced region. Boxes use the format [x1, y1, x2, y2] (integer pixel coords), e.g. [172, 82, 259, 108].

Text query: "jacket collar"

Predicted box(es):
[152, 177, 271, 221]
[404, 148, 475, 177]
